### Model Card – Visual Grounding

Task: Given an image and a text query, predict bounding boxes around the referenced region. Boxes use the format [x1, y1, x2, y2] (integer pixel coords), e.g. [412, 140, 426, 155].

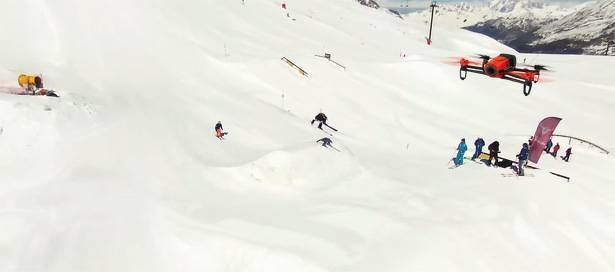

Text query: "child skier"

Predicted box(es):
[552, 143, 560, 158]
[215, 121, 225, 139]
[454, 138, 468, 166]
[562, 147, 572, 162]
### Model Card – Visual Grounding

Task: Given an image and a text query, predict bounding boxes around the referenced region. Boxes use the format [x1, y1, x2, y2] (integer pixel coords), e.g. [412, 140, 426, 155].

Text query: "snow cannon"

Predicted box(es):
[18, 74, 43, 89]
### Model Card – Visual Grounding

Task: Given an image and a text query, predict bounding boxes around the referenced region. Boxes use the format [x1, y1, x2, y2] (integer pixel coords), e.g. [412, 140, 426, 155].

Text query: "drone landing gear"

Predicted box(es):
[523, 81, 532, 96]
[459, 67, 467, 80]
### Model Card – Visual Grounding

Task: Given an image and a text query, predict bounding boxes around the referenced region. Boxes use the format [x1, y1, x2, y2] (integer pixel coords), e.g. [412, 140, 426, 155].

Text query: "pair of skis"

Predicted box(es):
[501, 172, 534, 178]
[314, 123, 338, 136]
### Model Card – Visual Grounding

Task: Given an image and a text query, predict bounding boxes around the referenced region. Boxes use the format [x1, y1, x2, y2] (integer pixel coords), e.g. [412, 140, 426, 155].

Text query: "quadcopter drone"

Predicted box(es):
[457, 54, 549, 96]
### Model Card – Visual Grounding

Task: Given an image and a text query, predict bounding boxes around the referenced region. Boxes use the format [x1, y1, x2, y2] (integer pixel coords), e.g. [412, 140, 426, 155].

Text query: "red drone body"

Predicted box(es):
[458, 54, 547, 96]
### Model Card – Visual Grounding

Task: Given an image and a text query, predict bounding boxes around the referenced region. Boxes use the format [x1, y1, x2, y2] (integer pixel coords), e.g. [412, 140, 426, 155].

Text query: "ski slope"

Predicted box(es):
[1, 0, 615, 271]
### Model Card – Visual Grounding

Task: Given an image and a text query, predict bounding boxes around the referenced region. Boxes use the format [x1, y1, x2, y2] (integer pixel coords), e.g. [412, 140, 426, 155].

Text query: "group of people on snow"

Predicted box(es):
[543, 138, 572, 162]
[453, 138, 500, 168]
[453, 135, 573, 176]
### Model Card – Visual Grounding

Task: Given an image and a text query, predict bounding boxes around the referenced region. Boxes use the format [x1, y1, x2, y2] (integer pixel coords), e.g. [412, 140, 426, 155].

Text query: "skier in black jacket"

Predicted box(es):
[311, 113, 328, 129]
[488, 141, 500, 167]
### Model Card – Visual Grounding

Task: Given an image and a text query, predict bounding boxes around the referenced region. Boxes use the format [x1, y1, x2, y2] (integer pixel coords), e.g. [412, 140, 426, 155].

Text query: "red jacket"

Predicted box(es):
[553, 144, 560, 153]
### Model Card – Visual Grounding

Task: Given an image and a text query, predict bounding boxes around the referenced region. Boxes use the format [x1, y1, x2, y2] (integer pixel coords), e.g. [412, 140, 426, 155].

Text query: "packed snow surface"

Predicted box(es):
[1, 0, 615, 271]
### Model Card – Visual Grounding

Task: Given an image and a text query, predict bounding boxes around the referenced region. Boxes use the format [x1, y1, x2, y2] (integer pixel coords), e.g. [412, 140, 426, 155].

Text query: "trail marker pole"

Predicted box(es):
[427, 1, 438, 45]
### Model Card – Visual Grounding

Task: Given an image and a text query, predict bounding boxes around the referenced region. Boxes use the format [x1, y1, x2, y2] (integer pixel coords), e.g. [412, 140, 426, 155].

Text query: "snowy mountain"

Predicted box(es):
[465, 0, 613, 54]
[408, 0, 576, 28]
[1, 0, 615, 272]
[357, 0, 381, 9]
[407, 0, 613, 54]
[488, 0, 545, 13]
[533, 0, 615, 54]
[409, 0, 615, 54]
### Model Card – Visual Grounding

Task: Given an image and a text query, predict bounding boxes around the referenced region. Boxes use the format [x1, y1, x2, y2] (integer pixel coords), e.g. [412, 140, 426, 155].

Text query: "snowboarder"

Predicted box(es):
[215, 121, 225, 139]
[545, 138, 553, 154]
[562, 147, 572, 162]
[516, 143, 529, 176]
[488, 141, 500, 167]
[471, 137, 485, 160]
[311, 112, 328, 130]
[552, 143, 560, 158]
[454, 138, 468, 166]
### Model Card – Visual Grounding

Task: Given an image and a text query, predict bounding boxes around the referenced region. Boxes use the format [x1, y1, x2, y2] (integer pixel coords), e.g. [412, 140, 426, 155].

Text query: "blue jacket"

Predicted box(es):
[458, 142, 468, 153]
[475, 138, 485, 148]
[518, 147, 529, 160]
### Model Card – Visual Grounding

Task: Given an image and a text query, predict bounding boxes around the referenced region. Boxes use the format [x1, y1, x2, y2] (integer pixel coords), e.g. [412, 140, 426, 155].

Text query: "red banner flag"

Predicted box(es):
[529, 117, 562, 163]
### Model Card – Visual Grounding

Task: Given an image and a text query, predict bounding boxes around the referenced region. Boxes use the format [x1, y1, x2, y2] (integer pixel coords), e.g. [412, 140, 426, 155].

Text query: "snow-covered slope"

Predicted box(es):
[1, 0, 615, 272]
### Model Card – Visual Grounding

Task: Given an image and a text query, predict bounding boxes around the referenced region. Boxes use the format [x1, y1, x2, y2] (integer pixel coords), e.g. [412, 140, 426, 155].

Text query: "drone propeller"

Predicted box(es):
[442, 56, 481, 66]
[475, 54, 491, 60]
[521, 64, 551, 71]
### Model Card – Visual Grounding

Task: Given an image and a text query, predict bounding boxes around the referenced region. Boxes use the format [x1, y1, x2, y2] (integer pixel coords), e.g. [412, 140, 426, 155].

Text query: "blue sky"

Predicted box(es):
[381, 0, 593, 9]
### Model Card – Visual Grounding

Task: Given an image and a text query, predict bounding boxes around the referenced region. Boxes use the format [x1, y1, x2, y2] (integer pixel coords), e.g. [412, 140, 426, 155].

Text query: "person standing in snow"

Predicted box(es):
[471, 137, 485, 160]
[552, 143, 560, 158]
[516, 143, 529, 176]
[215, 121, 225, 139]
[528, 136, 534, 151]
[311, 112, 328, 130]
[562, 147, 572, 162]
[454, 138, 468, 166]
[545, 138, 553, 154]
[488, 140, 500, 167]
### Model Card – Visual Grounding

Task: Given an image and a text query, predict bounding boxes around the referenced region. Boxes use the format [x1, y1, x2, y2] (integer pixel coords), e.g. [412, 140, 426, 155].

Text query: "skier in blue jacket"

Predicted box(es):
[454, 138, 468, 166]
[516, 143, 529, 176]
[471, 137, 485, 160]
[544, 138, 553, 154]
